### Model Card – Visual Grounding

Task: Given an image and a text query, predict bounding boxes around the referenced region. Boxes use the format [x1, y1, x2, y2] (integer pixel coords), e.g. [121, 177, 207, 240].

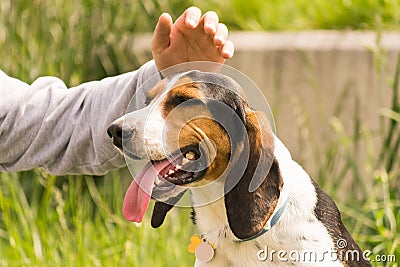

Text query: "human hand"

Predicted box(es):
[151, 6, 234, 75]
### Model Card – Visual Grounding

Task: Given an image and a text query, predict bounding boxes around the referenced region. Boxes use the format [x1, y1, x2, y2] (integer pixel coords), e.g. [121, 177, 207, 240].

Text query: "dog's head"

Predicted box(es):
[108, 71, 283, 240]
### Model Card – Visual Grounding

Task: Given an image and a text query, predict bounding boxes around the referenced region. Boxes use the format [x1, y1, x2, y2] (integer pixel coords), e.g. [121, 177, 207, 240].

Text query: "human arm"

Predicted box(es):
[0, 61, 159, 175]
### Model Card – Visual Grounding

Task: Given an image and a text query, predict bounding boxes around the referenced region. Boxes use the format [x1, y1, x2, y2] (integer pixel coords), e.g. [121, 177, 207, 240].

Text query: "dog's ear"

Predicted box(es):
[224, 110, 283, 240]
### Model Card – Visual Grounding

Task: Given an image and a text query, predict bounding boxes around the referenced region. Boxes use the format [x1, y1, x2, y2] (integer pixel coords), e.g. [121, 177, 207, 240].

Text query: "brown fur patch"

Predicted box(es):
[164, 113, 231, 185]
[183, 117, 231, 183]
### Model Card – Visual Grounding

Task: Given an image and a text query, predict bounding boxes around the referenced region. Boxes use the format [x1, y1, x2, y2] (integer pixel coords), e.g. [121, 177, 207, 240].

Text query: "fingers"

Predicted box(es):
[214, 23, 228, 46]
[212, 22, 232, 58]
[203, 11, 219, 35]
[152, 13, 173, 51]
[181, 7, 229, 46]
[220, 40, 235, 59]
[184, 6, 202, 28]
[201, 12, 230, 55]
[156, 5, 235, 66]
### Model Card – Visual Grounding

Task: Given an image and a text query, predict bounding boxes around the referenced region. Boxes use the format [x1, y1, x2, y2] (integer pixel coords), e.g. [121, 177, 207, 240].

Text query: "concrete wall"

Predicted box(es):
[132, 31, 400, 175]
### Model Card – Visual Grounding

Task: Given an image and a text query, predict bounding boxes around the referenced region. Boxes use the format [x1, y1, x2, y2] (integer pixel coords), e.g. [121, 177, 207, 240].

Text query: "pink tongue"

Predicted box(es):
[122, 160, 171, 222]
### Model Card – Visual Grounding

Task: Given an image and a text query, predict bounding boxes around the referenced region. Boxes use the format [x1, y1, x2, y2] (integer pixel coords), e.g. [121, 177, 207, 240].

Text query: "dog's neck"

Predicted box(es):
[190, 182, 233, 246]
[190, 135, 292, 241]
[191, 180, 290, 244]
[190, 181, 227, 232]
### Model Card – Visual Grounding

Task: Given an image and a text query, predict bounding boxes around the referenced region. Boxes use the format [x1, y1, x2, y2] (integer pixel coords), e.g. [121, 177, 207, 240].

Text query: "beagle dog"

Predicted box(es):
[107, 71, 371, 267]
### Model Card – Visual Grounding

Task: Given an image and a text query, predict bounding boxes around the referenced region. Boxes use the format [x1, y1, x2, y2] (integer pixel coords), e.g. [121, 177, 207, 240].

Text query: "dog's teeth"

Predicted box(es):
[168, 169, 175, 175]
[164, 174, 168, 178]
[154, 176, 161, 186]
[182, 158, 189, 165]
[185, 151, 195, 160]
[176, 164, 182, 170]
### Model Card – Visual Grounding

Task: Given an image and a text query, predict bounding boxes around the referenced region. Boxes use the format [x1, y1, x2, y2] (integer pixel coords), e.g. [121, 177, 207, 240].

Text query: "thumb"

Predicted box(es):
[152, 13, 173, 51]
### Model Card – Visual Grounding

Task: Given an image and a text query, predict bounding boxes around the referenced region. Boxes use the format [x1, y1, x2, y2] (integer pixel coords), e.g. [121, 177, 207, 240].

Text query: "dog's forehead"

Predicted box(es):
[162, 71, 246, 101]
[148, 74, 201, 100]
[147, 71, 248, 116]
[184, 71, 245, 98]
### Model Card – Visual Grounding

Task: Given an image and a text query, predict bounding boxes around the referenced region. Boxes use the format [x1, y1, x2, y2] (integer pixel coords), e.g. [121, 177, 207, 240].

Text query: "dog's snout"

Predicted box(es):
[107, 123, 135, 149]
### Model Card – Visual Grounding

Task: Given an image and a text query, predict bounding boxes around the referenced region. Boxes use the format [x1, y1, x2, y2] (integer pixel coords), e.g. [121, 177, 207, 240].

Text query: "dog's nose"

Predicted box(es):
[107, 123, 136, 149]
[107, 123, 123, 149]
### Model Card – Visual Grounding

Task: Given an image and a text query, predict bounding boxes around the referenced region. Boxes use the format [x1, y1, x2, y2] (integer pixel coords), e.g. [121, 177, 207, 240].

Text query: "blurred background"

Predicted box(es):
[0, 0, 399, 266]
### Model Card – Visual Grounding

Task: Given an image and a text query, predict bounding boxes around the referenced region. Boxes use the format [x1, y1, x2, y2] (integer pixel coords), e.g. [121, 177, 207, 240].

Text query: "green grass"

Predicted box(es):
[0, 0, 399, 266]
[0, 170, 196, 266]
[194, 0, 400, 31]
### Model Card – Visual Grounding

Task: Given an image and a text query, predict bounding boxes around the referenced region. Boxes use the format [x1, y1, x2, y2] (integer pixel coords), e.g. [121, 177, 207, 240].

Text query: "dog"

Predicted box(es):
[107, 70, 371, 266]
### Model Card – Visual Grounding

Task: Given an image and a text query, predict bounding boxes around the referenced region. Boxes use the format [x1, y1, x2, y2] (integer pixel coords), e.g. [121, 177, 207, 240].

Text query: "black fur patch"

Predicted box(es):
[186, 71, 247, 124]
[312, 180, 371, 266]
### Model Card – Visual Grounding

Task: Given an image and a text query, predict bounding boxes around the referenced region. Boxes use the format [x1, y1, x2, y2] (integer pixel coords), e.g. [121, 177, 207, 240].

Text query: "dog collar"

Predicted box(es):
[188, 196, 289, 262]
[234, 196, 289, 242]
[233, 182, 290, 242]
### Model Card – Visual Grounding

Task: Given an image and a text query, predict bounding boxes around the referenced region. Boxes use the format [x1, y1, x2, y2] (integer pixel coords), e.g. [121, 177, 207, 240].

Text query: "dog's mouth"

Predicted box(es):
[153, 148, 204, 186]
[122, 146, 207, 223]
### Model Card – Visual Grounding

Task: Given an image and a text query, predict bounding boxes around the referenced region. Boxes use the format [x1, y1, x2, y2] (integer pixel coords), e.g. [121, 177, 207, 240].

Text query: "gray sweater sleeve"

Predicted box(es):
[0, 60, 160, 175]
